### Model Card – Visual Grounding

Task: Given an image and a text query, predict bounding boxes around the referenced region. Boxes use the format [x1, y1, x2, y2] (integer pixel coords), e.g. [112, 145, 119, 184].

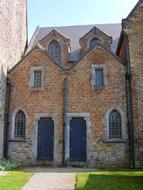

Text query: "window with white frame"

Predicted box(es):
[91, 64, 107, 89]
[14, 110, 26, 139]
[29, 67, 43, 90]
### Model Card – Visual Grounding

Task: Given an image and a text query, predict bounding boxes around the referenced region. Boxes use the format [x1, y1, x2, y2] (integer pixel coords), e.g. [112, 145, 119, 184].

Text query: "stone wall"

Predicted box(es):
[122, 2, 143, 166]
[0, 0, 27, 157]
[8, 43, 128, 167]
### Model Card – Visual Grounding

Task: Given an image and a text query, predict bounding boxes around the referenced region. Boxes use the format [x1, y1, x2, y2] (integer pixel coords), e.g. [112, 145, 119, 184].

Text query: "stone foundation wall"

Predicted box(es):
[8, 139, 32, 164]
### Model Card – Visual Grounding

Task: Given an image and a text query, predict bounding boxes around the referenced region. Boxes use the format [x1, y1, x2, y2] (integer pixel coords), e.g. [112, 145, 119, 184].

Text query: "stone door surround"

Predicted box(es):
[65, 113, 92, 163]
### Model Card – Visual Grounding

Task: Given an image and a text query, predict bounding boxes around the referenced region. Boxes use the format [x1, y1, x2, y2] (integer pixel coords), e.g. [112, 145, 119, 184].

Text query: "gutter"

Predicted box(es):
[3, 78, 11, 158]
[124, 34, 135, 168]
[62, 77, 68, 166]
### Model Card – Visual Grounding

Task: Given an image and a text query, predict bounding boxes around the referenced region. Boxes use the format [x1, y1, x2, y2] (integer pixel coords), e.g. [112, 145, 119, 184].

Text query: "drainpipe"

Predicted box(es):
[3, 77, 11, 158]
[124, 34, 135, 168]
[62, 77, 68, 166]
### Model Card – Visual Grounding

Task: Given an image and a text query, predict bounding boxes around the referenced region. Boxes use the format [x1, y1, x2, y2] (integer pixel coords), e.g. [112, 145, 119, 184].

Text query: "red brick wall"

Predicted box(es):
[8, 45, 128, 167]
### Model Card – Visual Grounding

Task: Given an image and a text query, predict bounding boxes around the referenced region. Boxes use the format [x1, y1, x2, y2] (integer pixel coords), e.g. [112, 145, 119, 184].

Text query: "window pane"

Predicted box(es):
[109, 110, 122, 139]
[48, 40, 60, 61]
[34, 70, 41, 88]
[95, 68, 104, 87]
[14, 111, 26, 138]
[89, 38, 100, 49]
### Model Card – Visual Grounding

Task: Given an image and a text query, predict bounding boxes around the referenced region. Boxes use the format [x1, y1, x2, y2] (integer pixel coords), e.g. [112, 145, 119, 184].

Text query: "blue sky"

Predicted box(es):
[27, 0, 138, 40]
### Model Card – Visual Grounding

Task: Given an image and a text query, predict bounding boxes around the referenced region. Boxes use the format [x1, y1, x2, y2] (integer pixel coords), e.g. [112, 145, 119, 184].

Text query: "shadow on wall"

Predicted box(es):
[0, 64, 6, 84]
[76, 170, 143, 190]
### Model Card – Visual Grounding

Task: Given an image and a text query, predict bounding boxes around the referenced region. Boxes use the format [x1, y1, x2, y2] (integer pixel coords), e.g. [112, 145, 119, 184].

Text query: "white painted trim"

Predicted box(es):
[104, 106, 127, 142]
[32, 113, 58, 162]
[65, 113, 92, 163]
[11, 108, 28, 140]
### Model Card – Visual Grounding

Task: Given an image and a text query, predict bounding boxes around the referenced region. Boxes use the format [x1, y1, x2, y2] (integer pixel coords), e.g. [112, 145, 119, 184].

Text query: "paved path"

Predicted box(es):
[22, 167, 96, 190]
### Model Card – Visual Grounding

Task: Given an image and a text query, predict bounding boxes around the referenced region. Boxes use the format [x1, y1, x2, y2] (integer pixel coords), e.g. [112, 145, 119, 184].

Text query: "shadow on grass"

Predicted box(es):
[23, 167, 97, 173]
[76, 172, 143, 190]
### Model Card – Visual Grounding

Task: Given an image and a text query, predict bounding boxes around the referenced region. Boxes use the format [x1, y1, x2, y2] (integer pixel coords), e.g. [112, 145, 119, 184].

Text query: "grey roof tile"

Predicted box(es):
[27, 24, 121, 58]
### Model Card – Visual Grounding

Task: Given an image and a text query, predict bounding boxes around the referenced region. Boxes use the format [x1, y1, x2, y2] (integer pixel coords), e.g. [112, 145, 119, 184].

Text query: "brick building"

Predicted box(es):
[3, 0, 143, 167]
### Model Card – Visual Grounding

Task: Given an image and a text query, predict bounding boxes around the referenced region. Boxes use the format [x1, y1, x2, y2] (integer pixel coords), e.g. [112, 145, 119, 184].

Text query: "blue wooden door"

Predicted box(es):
[70, 117, 86, 162]
[37, 117, 54, 160]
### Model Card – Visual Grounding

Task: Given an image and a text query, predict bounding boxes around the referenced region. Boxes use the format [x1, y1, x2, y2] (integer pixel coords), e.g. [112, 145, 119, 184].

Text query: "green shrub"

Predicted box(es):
[0, 159, 21, 171]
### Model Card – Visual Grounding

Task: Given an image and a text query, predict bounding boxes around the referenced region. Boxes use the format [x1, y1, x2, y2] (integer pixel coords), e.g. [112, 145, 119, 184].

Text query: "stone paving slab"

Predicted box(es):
[23, 172, 76, 190]
[22, 167, 96, 190]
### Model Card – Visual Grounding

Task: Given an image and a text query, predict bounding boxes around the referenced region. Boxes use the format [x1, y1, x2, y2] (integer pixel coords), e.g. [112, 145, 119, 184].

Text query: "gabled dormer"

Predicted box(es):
[79, 27, 113, 55]
[39, 29, 70, 66]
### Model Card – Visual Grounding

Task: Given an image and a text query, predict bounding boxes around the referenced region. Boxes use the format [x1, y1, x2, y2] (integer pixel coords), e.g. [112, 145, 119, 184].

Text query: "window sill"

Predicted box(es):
[92, 86, 105, 91]
[9, 139, 27, 142]
[30, 87, 43, 91]
[104, 139, 127, 143]
[93, 86, 105, 90]
[91, 83, 105, 90]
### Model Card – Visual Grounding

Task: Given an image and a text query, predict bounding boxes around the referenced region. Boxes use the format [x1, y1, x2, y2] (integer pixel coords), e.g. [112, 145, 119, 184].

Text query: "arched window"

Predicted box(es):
[109, 110, 122, 139]
[48, 40, 61, 61]
[14, 110, 26, 139]
[89, 37, 100, 49]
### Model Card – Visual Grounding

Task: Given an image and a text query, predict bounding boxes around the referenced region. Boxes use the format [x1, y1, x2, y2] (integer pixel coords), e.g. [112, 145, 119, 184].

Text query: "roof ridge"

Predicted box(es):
[40, 23, 121, 29]
[79, 26, 112, 40]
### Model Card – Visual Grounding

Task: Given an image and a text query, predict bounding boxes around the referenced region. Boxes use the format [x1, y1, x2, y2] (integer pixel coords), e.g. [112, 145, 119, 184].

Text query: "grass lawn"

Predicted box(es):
[0, 170, 33, 190]
[76, 169, 143, 190]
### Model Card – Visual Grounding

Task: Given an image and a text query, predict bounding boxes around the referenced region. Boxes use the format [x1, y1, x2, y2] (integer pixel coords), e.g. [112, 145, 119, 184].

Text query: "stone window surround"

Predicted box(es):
[29, 66, 45, 91]
[87, 36, 103, 50]
[65, 113, 92, 163]
[32, 113, 58, 163]
[91, 64, 108, 90]
[11, 108, 28, 141]
[104, 106, 127, 142]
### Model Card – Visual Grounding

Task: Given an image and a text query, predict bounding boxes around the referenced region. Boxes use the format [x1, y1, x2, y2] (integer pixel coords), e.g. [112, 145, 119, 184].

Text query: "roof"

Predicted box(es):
[9, 40, 123, 74]
[27, 24, 121, 60]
